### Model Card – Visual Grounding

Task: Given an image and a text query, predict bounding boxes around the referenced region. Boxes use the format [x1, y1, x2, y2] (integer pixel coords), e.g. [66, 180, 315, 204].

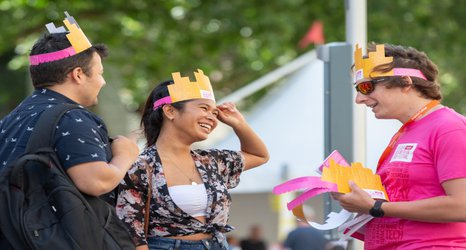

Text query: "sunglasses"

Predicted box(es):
[354, 78, 386, 95]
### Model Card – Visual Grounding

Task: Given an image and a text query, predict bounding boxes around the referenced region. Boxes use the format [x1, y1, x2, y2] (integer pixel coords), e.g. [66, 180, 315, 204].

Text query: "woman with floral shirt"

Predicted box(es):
[116, 70, 269, 250]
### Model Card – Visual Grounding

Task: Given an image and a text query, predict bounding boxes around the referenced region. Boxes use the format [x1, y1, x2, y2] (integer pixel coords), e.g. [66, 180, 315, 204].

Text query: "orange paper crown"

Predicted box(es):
[169, 69, 215, 102]
[153, 69, 215, 110]
[61, 12, 92, 53]
[353, 44, 427, 83]
[29, 11, 92, 65]
[321, 159, 389, 200]
[353, 44, 393, 83]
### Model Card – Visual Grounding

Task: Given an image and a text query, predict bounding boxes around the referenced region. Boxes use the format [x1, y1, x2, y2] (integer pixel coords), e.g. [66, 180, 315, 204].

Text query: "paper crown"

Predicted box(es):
[322, 160, 388, 199]
[273, 151, 389, 236]
[353, 44, 427, 83]
[273, 150, 389, 212]
[29, 11, 92, 66]
[153, 69, 215, 110]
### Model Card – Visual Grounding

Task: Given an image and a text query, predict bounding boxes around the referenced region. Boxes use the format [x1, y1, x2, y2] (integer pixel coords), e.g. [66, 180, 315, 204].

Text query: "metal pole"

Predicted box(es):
[345, 1, 367, 249]
[345, 0, 367, 165]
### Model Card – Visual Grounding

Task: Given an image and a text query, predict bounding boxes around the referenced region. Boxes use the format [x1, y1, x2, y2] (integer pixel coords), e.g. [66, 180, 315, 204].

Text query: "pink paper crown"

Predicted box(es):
[29, 11, 92, 66]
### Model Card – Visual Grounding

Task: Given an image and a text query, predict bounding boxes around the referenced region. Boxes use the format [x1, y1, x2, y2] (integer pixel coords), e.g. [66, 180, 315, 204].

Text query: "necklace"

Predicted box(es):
[160, 151, 198, 185]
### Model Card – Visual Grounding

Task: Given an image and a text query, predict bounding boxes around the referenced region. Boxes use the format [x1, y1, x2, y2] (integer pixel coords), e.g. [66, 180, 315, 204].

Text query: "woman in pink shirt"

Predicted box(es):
[333, 43, 466, 249]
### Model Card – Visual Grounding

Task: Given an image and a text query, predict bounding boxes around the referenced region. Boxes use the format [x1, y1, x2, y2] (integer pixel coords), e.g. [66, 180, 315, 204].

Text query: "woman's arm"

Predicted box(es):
[333, 178, 466, 223]
[217, 102, 269, 171]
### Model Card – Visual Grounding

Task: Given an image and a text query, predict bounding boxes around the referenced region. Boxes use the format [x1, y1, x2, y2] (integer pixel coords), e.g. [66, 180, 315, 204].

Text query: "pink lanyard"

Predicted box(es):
[377, 100, 440, 169]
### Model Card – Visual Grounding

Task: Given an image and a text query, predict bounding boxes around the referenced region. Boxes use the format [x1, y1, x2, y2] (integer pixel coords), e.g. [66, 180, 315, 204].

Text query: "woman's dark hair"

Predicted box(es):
[370, 43, 442, 100]
[29, 32, 108, 88]
[141, 80, 188, 147]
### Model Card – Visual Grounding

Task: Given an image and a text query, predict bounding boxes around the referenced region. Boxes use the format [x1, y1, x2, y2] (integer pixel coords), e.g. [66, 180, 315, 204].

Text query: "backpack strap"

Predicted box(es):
[25, 103, 82, 153]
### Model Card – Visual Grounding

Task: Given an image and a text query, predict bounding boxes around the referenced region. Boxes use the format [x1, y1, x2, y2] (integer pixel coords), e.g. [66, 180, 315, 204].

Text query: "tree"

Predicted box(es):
[0, 0, 464, 116]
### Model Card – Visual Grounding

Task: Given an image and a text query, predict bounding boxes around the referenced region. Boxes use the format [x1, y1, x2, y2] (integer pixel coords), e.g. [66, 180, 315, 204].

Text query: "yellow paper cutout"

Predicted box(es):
[64, 18, 92, 53]
[168, 69, 215, 103]
[321, 159, 389, 200]
[353, 44, 394, 83]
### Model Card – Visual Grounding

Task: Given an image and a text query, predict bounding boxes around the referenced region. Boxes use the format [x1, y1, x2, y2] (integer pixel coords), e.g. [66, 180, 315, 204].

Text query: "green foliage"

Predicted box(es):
[0, 0, 464, 115]
[367, 0, 466, 112]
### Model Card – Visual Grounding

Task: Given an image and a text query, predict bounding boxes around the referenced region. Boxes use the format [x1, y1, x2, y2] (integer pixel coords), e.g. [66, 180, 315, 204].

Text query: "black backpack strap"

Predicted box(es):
[25, 103, 82, 153]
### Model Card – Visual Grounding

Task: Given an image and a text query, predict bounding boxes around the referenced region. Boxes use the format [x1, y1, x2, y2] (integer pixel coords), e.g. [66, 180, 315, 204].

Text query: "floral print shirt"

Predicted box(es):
[116, 145, 244, 246]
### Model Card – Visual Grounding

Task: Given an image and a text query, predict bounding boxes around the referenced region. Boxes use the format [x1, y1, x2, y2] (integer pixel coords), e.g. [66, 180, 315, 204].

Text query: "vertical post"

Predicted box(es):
[345, 0, 367, 166]
[317, 42, 353, 240]
[345, 1, 367, 249]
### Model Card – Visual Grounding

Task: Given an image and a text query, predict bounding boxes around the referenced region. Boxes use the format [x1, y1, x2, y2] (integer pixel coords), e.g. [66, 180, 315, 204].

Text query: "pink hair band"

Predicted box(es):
[393, 68, 427, 80]
[29, 46, 77, 66]
[153, 96, 172, 110]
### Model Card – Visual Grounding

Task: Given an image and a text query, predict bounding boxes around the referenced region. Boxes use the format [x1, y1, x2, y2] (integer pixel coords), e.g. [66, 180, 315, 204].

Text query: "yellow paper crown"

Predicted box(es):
[353, 44, 427, 84]
[353, 44, 393, 83]
[168, 69, 215, 103]
[30, 12, 92, 65]
[62, 12, 92, 53]
[321, 159, 389, 200]
[46, 11, 92, 53]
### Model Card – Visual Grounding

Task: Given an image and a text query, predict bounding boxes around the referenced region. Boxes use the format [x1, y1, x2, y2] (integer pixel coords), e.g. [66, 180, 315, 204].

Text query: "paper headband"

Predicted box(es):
[153, 69, 215, 110]
[353, 44, 427, 83]
[29, 11, 92, 66]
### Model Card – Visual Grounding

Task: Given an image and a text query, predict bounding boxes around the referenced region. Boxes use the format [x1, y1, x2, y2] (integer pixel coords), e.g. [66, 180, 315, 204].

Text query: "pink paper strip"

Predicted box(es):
[287, 183, 337, 210]
[317, 150, 349, 174]
[393, 68, 427, 80]
[29, 46, 76, 65]
[153, 96, 173, 110]
[272, 176, 322, 194]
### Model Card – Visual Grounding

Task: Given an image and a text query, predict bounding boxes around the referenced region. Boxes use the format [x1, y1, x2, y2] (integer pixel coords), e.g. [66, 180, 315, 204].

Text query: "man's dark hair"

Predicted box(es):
[29, 33, 108, 88]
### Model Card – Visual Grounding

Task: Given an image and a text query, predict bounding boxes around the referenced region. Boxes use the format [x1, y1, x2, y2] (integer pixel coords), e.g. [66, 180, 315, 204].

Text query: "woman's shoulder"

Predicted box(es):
[432, 107, 466, 128]
[421, 107, 466, 135]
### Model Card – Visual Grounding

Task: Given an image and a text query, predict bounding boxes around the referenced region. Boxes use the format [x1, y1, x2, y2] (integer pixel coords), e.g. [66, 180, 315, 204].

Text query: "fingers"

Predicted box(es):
[218, 102, 237, 112]
[330, 192, 343, 200]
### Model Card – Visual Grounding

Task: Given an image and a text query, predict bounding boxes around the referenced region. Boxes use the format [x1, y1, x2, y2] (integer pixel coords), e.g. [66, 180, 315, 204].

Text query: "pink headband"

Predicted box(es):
[29, 46, 77, 66]
[153, 96, 173, 110]
[392, 68, 427, 80]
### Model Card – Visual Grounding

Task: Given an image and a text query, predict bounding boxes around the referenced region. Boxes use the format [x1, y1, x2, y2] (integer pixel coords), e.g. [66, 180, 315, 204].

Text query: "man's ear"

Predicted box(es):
[69, 67, 85, 84]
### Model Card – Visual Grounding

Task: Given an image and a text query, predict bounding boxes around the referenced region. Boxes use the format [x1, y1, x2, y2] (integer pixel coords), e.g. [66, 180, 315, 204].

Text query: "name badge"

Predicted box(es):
[390, 143, 417, 162]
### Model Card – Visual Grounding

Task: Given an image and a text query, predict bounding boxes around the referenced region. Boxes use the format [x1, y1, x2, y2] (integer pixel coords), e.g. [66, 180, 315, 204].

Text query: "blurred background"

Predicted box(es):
[0, 0, 464, 249]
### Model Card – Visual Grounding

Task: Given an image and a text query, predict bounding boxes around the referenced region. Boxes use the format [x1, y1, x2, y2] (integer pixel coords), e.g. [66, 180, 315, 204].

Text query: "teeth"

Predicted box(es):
[199, 123, 212, 130]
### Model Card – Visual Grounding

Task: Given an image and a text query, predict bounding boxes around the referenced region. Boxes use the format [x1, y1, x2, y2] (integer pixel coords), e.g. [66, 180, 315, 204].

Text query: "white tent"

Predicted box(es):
[199, 50, 400, 194]
[211, 57, 325, 193]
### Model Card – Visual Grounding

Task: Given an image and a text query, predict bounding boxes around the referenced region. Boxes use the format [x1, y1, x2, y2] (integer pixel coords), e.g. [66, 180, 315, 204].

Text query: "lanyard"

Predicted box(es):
[377, 100, 440, 169]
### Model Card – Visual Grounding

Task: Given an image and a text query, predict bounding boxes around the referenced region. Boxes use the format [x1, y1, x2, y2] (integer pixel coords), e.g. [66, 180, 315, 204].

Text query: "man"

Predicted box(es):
[283, 207, 329, 250]
[240, 225, 267, 250]
[0, 12, 138, 247]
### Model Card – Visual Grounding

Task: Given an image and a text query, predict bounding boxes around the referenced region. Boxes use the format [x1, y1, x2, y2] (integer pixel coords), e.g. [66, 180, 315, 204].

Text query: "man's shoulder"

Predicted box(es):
[58, 107, 106, 129]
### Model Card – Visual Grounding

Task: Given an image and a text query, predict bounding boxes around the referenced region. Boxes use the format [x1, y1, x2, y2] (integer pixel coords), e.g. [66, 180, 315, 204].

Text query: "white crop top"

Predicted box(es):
[168, 184, 208, 217]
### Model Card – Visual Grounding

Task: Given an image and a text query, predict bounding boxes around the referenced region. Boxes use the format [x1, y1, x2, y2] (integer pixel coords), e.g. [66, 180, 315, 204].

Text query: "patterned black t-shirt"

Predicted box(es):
[0, 88, 112, 171]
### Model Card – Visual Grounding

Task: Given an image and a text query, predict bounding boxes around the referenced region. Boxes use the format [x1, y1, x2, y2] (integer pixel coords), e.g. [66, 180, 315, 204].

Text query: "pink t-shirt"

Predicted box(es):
[365, 107, 466, 250]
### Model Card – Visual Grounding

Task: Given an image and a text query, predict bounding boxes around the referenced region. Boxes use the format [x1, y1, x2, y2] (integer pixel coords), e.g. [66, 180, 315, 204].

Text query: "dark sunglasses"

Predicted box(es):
[354, 78, 386, 95]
